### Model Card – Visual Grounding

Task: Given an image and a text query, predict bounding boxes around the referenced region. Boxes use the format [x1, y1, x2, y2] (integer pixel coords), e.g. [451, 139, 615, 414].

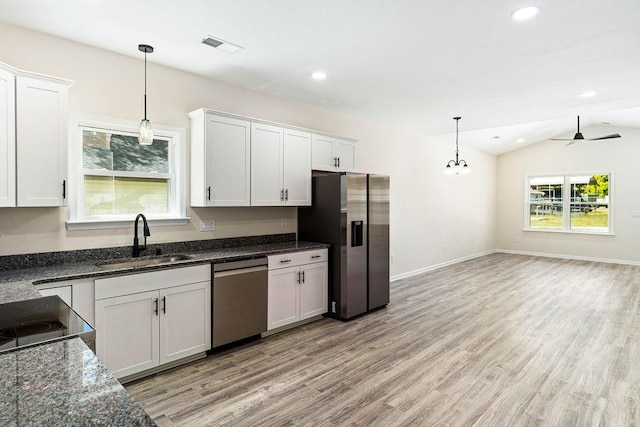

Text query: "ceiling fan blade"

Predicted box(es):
[565, 140, 577, 146]
[587, 134, 621, 141]
[550, 138, 573, 141]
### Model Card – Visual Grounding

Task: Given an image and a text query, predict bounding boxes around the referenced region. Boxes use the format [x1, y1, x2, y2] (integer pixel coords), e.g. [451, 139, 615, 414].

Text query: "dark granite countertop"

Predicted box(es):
[0, 236, 329, 426]
[0, 240, 329, 286]
[0, 338, 154, 426]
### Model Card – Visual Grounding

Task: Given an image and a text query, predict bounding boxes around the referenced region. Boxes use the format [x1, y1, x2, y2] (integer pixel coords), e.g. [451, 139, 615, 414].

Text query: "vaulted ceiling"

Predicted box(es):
[1, 0, 639, 154]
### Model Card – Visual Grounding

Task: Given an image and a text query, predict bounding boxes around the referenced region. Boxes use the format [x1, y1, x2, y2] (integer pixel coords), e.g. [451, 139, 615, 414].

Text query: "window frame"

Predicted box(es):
[523, 172, 614, 235]
[67, 114, 188, 231]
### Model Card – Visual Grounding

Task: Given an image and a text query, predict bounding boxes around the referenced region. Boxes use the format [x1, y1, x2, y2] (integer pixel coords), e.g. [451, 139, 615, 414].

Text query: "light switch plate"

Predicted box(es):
[200, 219, 215, 231]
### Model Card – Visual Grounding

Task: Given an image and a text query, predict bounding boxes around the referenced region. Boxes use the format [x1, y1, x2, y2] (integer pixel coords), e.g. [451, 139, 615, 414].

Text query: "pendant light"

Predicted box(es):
[138, 44, 154, 145]
[444, 116, 471, 175]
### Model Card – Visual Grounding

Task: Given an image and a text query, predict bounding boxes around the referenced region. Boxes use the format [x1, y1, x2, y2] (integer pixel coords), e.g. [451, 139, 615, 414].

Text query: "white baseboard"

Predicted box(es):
[496, 249, 640, 266]
[390, 248, 640, 283]
[391, 249, 497, 282]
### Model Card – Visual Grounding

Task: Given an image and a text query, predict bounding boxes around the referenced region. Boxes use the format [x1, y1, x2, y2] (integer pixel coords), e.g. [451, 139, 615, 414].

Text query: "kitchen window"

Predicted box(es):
[525, 173, 612, 234]
[67, 116, 187, 230]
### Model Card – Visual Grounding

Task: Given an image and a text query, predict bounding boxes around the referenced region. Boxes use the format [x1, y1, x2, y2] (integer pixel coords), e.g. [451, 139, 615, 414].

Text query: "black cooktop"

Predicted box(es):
[0, 295, 95, 353]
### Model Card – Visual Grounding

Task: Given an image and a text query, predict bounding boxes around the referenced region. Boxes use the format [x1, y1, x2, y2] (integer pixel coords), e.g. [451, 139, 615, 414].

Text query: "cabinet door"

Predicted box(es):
[95, 291, 160, 379]
[283, 129, 311, 206]
[72, 279, 96, 326]
[204, 115, 251, 206]
[335, 139, 356, 172]
[15, 75, 70, 207]
[267, 266, 300, 330]
[251, 123, 284, 206]
[160, 281, 211, 364]
[311, 134, 336, 171]
[299, 262, 328, 320]
[38, 285, 72, 307]
[0, 66, 15, 207]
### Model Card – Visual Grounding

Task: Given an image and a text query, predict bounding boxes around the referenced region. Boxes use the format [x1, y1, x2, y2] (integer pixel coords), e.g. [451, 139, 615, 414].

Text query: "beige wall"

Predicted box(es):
[496, 125, 640, 263]
[0, 22, 498, 278]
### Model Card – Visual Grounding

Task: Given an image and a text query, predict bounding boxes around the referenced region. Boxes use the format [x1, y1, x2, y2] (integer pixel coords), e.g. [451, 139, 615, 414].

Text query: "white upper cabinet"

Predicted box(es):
[251, 123, 311, 206]
[251, 123, 284, 206]
[189, 110, 251, 207]
[0, 64, 15, 207]
[311, 134, 356, 172]
[16, 74, 72, 207]
[282, 128, 312, 205]
[334, 138, 356, 171]
[188, 109, 354, 206]
[0, 63, 72, 208]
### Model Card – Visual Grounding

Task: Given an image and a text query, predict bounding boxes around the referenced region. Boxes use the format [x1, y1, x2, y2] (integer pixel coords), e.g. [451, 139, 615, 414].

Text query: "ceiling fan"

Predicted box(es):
[551, 116, 621, 145]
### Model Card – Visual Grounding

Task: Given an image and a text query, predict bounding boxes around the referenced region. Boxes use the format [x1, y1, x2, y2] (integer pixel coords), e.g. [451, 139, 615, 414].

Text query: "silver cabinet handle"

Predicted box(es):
[154, 298, 159, 316]
[207, 187, 211, 201]
[280, 259, 292, 264]
[301, 270, 305, 283]
[162, 296, 166, 313]
[297, 271, 301, 284]
[311, 255, 321, 259]
[285, 189, 288, 201]
[280, 189, 284, 201]
[337, 157, 340, 168]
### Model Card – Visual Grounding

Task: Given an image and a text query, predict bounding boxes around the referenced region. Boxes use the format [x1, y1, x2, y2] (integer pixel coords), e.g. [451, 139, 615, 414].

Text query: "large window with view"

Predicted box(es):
[527, 173, 611, 234]
[68, 117, 186, 229]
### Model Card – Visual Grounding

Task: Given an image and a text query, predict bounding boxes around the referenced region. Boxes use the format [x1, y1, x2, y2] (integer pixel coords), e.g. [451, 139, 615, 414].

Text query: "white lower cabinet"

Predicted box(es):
[36, 279, 95, 326]
[94, 265, 211, 380]
[267, 249, 328, 331]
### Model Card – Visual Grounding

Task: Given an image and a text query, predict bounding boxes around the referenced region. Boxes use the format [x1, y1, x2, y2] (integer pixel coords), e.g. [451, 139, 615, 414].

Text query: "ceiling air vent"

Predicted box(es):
[201, 36, 243, 54]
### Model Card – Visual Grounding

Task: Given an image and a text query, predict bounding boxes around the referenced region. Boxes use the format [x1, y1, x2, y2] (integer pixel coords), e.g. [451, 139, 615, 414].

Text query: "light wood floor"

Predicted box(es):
[125, 253, 640, 426]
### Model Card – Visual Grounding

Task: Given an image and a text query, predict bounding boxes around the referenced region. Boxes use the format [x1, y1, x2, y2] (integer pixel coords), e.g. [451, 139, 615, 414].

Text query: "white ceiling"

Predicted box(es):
[1, 0, 639, 155]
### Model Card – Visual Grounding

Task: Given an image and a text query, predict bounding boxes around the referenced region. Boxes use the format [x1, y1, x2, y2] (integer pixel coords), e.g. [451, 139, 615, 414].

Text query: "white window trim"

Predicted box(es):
[66, 114, 188, 231]
[523, 171, 614, 235]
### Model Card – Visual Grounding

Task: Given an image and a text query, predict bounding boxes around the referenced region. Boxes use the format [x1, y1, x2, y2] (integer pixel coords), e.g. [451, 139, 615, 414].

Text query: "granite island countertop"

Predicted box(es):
[0, 238, 329, 426]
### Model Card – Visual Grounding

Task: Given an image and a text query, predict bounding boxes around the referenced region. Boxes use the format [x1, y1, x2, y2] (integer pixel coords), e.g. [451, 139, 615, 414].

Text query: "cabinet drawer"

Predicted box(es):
[95, 264, 210, 300]
[268, 248, 328, 269]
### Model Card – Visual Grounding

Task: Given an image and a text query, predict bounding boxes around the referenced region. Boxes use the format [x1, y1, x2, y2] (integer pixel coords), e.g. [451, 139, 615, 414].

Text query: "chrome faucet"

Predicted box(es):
[132, 213, 151, 257]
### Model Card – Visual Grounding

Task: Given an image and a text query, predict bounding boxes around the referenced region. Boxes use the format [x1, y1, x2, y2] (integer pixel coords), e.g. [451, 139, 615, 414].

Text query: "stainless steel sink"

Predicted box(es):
[96, 254, 193, 270]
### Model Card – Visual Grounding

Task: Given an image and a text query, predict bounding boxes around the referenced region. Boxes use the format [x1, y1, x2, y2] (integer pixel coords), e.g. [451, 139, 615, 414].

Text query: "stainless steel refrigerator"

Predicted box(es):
[298, 172, 390, 320]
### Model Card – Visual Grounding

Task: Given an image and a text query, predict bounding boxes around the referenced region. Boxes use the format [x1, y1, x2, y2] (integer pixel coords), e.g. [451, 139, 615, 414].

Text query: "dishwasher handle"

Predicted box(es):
[214, 265, 267, 278]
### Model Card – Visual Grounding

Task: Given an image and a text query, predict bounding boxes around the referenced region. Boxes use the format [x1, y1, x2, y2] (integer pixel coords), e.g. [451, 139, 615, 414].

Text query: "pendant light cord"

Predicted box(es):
[144, 50, 147, 121]
[454, 116, 460, 163]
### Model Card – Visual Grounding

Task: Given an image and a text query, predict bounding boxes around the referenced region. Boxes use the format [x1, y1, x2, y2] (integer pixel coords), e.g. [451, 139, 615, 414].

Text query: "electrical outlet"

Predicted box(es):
[331, 301, 336, 313]
[515, 235, 521, 243]
[281, 218, 288, 227]
[199, 219, 215, 231]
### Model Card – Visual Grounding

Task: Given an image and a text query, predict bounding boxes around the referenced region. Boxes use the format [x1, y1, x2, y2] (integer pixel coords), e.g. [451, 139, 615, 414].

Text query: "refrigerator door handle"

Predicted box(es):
[351, 220, 364, 247]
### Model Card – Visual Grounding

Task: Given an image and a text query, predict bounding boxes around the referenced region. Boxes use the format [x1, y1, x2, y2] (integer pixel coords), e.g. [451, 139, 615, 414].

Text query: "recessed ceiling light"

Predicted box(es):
[579, 91, 597, 98]
[493, 136, 501, 139]
[202, 35, 243, 54]
[311, 71, 327, 81]
[511, 6, 540, 21]
[517, 138, 525, 143]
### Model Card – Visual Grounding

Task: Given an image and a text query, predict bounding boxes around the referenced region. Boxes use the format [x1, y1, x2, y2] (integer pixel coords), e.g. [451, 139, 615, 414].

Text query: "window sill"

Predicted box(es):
[66, 217, 190, 231]
[522, 228, 615, 236]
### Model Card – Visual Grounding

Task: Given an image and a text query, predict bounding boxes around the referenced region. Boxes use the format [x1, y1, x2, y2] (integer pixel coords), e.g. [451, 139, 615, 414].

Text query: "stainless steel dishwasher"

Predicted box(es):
[212, 258, 268, 348]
